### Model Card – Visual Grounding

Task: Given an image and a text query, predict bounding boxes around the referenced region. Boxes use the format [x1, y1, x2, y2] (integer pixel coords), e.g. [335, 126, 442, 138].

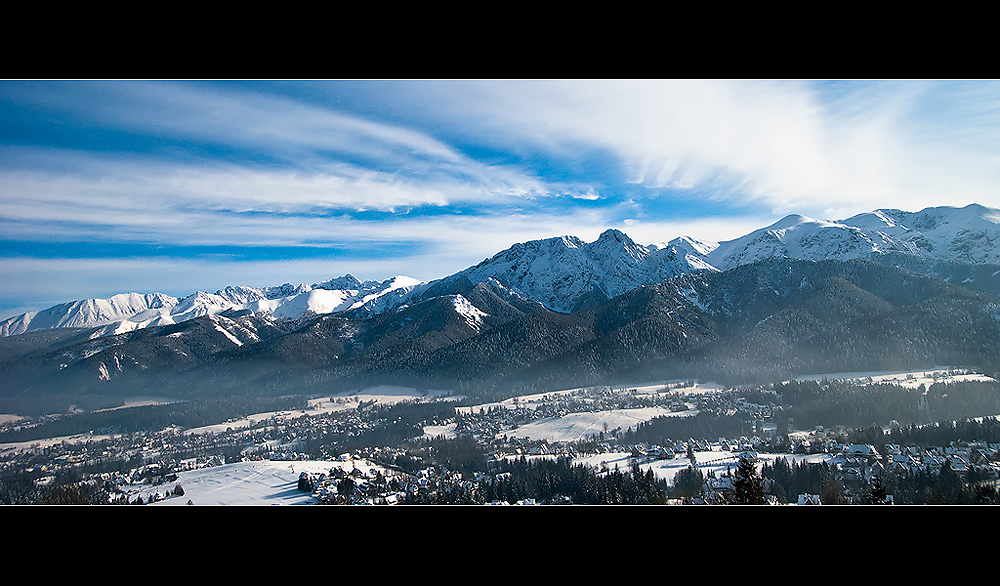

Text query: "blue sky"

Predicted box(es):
[3, 79, 1000, 319]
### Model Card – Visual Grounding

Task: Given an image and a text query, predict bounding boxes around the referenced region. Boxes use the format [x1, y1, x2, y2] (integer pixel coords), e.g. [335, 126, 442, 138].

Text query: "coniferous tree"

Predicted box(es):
[765, 456, 793, 502]
[821, 477, 847, 504]
[672, 465, 704, 500]
[868, 474, 888, 505]
[732, 455, 765, 504]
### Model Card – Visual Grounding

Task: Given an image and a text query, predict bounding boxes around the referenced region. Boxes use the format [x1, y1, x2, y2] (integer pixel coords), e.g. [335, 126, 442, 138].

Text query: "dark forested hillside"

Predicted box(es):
[3, 257, 1000, 412]
[652, 259, 1000, 386]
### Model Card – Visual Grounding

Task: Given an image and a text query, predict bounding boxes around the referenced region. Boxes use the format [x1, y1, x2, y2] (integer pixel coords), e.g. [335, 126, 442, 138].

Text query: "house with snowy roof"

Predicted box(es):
[797, 494, 821, 505]
[844, 444, 881, 460]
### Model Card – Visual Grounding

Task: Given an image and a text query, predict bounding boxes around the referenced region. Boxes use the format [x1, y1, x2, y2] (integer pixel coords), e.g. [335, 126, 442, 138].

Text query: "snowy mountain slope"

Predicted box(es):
[6, 203, 1000, 339]
[666, 235, 720, 260]
[450, 228, 718, 313]
[0, 293, 180, 337]
[890, 203, 1000, 264]
[701, 203, 1000, 271]
[434, 204, 1000, 314]
[5, 254, 1000, 401]
[0, 274, 424, 338]
[703, 214, 915, 271]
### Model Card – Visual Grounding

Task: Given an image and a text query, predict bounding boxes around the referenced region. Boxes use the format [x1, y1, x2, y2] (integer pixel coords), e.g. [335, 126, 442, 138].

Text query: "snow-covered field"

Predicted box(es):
[456, 380, 722, 415]
[793, 367, 995, 389]
[94, 397, 180, 412]
[503, 407, 694, 443]
[140, 458, 388, 506]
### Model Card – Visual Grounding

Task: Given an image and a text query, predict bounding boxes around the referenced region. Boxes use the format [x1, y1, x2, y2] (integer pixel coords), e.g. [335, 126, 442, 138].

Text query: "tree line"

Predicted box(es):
[404, 455, 672, 505]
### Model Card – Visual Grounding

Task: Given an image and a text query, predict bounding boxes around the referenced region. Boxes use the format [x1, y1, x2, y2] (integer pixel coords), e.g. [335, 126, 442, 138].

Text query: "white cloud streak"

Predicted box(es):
[0, 152, 558, 249]
[396, 79, 1000, 218]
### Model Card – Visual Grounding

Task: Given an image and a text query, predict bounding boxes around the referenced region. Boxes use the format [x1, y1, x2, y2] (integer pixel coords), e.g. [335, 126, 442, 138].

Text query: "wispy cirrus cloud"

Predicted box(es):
[385, 79, 1000, 218]
[0, 81, 599, 262]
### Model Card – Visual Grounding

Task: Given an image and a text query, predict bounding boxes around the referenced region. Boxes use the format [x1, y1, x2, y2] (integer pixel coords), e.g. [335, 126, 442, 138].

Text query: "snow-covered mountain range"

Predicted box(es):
[702, 204, 1000, 270]
[0, 275, 423, 337]
[4, 203, 1000, 338]
[449, 228, 717, 313]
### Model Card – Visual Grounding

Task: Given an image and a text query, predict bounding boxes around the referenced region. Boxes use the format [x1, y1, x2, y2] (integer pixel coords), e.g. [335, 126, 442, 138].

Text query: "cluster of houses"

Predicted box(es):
[624, 436, 1000, 504]
[807, 441, 1000, 485]
[297, 462, 409, 505]
[881, 442, 999, 479]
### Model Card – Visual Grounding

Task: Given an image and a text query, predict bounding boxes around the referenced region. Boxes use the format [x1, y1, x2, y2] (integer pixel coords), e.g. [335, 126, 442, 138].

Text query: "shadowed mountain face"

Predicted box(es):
[4, 256, 1000, 407]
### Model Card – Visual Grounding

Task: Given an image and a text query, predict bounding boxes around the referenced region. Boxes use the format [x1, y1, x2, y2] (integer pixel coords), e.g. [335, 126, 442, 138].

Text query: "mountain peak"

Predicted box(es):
[767, 213, 821, 231]
[597, 228, 631, 243]
[316, 274, 363, 290]
[668, 235, 719, 257]
[955, 202, 1000, 222]
[962, 202, 991, 213]
[550, 234, 586, 249]
[592, 228, 644, 260]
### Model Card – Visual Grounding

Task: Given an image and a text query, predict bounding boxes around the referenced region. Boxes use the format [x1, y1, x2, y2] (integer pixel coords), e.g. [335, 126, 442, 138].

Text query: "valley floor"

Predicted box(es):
[4, 366, 999, 505]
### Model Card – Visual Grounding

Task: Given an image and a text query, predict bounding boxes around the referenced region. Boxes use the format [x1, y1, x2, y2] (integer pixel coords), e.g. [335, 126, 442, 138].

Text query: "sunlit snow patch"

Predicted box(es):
[450, 294, 488, 331]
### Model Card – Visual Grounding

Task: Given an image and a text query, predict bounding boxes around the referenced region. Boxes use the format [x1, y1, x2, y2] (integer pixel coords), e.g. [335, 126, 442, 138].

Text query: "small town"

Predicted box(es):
[3, 373, 999, 504]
